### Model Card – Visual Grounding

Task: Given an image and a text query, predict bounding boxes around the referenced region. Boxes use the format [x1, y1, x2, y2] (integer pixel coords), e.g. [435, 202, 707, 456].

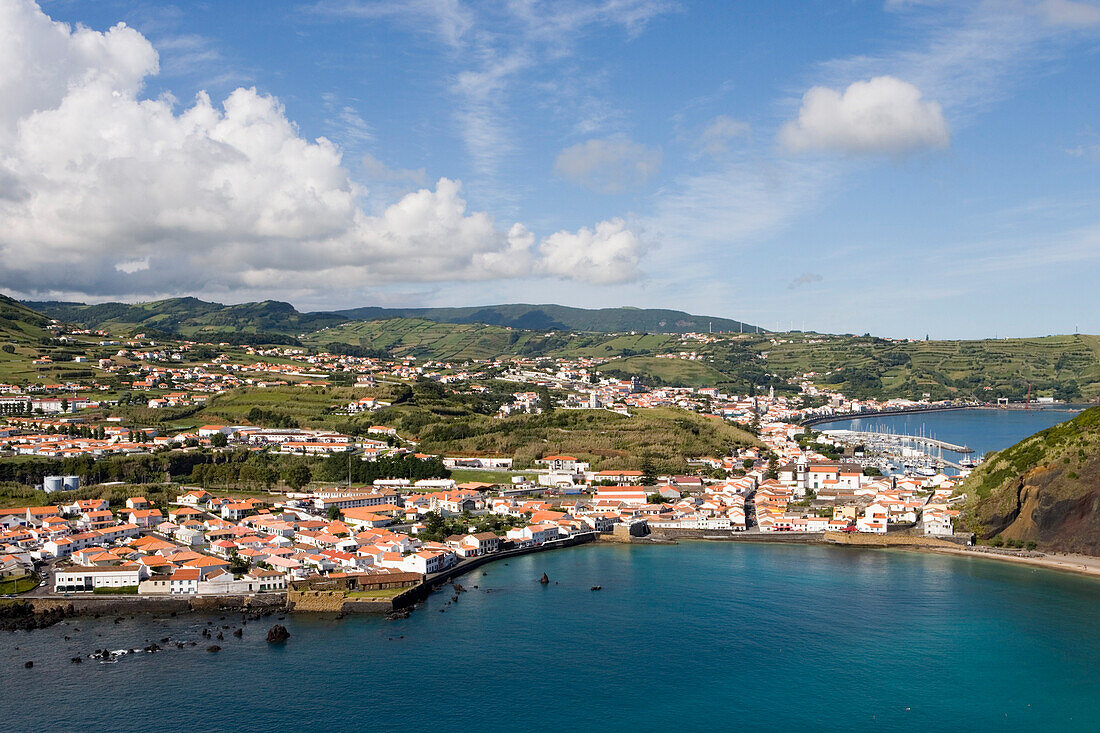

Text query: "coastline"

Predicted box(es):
[890, 544, 1100, 580]
[645, 530, 1100, 581]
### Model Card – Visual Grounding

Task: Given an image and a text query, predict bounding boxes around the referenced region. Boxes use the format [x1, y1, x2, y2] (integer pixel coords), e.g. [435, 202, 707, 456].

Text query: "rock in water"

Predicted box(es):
[539, 573, 549, 585]
[266, 624, 290, 643]
[206, 645, 221, 653]
[24, 661, 33, 668]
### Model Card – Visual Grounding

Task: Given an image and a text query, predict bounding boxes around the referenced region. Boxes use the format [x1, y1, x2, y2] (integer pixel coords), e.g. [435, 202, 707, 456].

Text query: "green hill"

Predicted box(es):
[960, 406, 1100, 554]
[27, 298, 758, 338]
[750, 333, 1100, 402]
[0, 294, 51, 343]
[24, 297, 344, 338]
[334, 303, 758, 334]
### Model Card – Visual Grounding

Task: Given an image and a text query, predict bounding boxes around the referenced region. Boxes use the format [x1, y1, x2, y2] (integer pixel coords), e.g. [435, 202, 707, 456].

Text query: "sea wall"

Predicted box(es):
[649, 529, 827, 543]
[822, 531, 965, 548]
[25, 593, 285, 616]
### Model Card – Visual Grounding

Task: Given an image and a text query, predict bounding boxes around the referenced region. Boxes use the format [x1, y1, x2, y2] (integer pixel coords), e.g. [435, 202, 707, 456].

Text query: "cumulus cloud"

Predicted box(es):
[538, 219, 645, 283]
[0, 1, 644, 300]
[696, 115, 749, 156]
[779, 76, 950, 154]
[553, 137, 662, 193]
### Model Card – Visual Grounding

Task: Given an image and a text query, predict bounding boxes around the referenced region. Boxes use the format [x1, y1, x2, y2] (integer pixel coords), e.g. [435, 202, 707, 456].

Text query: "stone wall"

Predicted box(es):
[27, 593, 285, 616]
[649, 529, 826, 543]
[823, 531, 964, 548]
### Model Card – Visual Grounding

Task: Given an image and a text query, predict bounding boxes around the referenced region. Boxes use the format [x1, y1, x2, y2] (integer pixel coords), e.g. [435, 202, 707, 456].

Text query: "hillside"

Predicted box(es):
[0, 294, 51, 343]
[27, 297, 759, 338]
[960, 406, 1100, 554]
[751, 333, 1100, 402]
[406, 406, 758, 472]
[307, 318, 685, 362]
[25, 297, 344, 338]
[334, 303, 758, 334]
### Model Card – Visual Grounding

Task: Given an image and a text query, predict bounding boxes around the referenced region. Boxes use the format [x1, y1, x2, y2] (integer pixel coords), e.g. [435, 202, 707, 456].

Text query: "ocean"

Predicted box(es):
[3, 541, 1099, 733]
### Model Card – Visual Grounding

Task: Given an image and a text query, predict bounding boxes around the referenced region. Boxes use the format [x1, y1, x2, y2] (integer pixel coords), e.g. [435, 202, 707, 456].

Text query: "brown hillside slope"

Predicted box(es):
[960, 406, 1100, 554]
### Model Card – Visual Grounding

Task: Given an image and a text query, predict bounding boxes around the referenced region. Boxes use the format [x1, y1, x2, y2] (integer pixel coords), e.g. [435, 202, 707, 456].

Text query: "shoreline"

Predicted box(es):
[888, 544, 1100, 580]
[645, 531, 1100, 581]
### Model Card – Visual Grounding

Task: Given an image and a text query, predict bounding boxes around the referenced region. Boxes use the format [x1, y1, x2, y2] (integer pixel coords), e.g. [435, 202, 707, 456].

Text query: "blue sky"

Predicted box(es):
[2, 0, 1099, 337]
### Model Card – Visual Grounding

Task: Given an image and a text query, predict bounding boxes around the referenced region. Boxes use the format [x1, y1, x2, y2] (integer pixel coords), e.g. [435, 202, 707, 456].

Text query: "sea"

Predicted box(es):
[3, 407, 1098, 732]
[815, 405, 1087, 471]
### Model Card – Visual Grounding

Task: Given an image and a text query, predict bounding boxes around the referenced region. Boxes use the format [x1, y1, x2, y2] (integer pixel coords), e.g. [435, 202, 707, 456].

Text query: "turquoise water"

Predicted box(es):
[817, 406, 1085, 465]
[4, 542, 1100, 733]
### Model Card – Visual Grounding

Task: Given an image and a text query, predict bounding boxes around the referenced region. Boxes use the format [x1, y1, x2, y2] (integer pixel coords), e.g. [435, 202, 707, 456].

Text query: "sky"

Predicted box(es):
[1, 0, 1099, 338]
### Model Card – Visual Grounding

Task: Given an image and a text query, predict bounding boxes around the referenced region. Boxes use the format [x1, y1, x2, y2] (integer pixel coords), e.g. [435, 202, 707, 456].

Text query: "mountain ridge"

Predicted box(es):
[22, 297, 760, 336]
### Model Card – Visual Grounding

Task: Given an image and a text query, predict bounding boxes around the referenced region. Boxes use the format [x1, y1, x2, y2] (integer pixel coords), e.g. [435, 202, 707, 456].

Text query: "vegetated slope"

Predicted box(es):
[333, 303, 759, 334]
[752, 333, 1100, 401]
[960, 407, 1100, 554]
[406, 406, 758, 472]
[0, 293, 51, 343]
[307, 318, 685, 361]
[29, 298, 760, 338]
[25, 297, 345, 338]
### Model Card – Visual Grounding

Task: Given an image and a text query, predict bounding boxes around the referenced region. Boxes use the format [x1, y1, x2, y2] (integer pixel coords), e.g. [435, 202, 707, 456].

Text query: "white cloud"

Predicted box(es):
[538, 218, 645, 283]
[779, 76, 950, 154]
[696, 115, 749, 156]
[1037, 0, 1100, 27]
[554, 137, 662, 193]
[0, 1, 644, 300]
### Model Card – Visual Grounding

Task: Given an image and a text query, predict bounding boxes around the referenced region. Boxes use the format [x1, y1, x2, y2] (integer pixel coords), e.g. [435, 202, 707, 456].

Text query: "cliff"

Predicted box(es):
[960, 407, 1100, 554]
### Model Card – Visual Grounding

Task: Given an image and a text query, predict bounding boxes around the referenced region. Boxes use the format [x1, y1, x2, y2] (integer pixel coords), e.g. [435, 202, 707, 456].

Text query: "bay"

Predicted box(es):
[3, 541, 1099, 733]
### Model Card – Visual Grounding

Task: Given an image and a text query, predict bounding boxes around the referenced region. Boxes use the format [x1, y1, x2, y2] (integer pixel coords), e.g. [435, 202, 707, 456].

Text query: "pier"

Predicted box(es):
[823, 429, 973, 454]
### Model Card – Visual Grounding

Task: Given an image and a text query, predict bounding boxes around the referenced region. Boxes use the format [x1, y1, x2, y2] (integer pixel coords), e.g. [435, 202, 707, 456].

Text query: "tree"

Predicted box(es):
[639, 456, 658, 486]
[282, 463, 312, 491]
[537, 385, 554, 413]
[209, 432, 228, 448]
[327, 505, 341, 521]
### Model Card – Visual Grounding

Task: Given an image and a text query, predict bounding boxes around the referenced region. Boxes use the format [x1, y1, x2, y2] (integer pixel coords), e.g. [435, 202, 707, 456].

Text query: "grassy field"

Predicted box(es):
[415, 407, 757, 472]
[0, 574, 39, 595]
[607, 355, 729, 388]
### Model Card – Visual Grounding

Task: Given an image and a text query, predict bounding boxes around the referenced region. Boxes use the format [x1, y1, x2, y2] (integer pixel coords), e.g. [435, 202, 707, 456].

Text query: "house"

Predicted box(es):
[460, 532, 500, 556]
[125, 497, 151, 510]
[128, 508, 163, 528]
[169, 567, 201, 594]
[179, 489, 213, 506]
[220, 502, 254, 521]
[55, 565, 144, 592]
[593, 487, 647, 506]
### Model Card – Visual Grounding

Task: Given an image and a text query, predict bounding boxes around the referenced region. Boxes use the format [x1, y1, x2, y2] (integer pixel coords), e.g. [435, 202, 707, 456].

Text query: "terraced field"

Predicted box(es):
[751, 334, 1100, 401]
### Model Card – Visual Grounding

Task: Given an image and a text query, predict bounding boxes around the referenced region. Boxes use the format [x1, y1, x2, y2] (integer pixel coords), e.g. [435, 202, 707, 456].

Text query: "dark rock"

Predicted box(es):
[70, 657, 82, 664]
[206, 645, 221, 653]
[590, 586, 602, 591]
[216, 632, 224, 640]
[24, 661, 33, 668]
[233, 628, 243, 637]
[266, 625, 290, 643]
[539, 573, 549, 584]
